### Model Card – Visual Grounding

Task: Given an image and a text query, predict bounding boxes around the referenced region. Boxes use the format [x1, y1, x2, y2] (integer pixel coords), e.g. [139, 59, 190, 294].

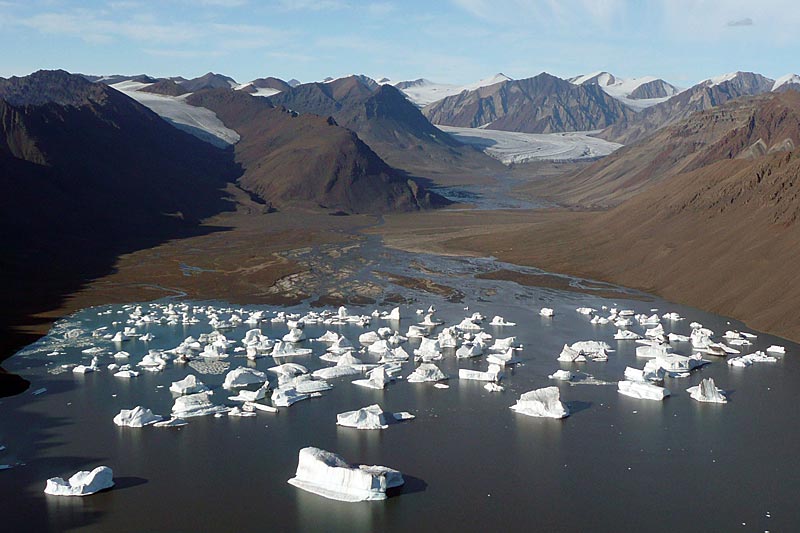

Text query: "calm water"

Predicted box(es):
[1, 248, 798, 532]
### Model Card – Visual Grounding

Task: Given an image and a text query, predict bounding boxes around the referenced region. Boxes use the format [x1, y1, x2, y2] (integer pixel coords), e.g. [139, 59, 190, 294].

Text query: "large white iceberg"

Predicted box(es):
[509, 387, 569, 419]
[336, 404, 390, 430]
[223, 367, 268, 389]
[459, 364, 503, 382]
[172, 392, 229, 418]
[113, 406, 164, 427]
[407, 363, 448, 383]
[288, 447, 404, 502]
[44, 466, 114, 497]
[687, 378, 727, 403]
[617, 380, 670, 401]
[352, 365, 394, 389]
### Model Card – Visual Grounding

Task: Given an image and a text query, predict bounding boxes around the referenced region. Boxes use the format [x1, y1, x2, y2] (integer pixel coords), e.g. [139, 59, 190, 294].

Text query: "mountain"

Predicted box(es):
[602, 71, 775, 144]
[568, 71, 680, 109]
[179, 72, 238, 92]
[236, 77, 292, 97]
[287, 78, 301, 87]
[396, 73, 511, 107]
[0, 70, 241, 366]
[423, 72, 636, 133]
[773, 74, 800, 93]
[185, 89, 445, 212]
[531, 91, 800, 207]
[80, 73, 157, 85]
[270, 75, 502, 175]
[139, 79, 188, 96]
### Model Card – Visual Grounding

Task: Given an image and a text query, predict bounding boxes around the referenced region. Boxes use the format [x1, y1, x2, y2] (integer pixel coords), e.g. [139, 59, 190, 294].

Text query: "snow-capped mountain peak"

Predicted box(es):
[773, 73, 800, 91]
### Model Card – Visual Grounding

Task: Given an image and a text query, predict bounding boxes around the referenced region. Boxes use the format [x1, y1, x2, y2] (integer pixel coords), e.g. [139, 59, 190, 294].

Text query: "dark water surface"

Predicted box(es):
[1, 248, 798, 532]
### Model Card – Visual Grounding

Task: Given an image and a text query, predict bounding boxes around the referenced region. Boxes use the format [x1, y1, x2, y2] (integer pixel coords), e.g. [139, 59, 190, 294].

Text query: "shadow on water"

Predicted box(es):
[392, 474, 427, 496]
[110, 476, 148, 491]
[566, 400, 593, 415]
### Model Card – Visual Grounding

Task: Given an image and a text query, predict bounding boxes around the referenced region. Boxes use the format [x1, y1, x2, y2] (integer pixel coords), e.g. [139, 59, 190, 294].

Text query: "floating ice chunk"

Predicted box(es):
[380, 307, 401, 321]
[653, 353, 708, 373]
[172, 392, 229, 418]
[243, 401, 278, 413]
[558, 344, 586, 363]
[540, 308, 554, 318]
[662, 312, 683, 321]
[405, 325, 427, 338]
[456, 342, 484, 359]
[459, 364, 503, 382]
[437, 327, 460, 348]
[283, 328, 305, 343]
[487, 347, 520, 366]
[271, 386, 310, 407]
[228, 384, 269, 402]
[44, 466, 114, 497]
[227, 406, 258, 417]
[288, 447, 404, 502]
[637, 313, 661, 325]
[614, 329, 642, 340]
[169, 374, 209, 395]
[766, 345, 786, 355]
[645, 324, 664, 338]
[113, 351, 130, 359]
[313, 365, 362, 380]
[617, 380, 670, 401]
[223, 367, 268, 389]
[510, 387, 569, 419]
[433, 383, 449, 389]
[572, 341, 612, 356]
[576, 307, 595, 315]
[419, 313, 442, 326]
[590, 315, 609, 325]
[73, 363, 97, 374]
[727, 351, 777, 367]
[393, 411, 415, 421]
[153, 417, 188, 428]
[316, 331, 341, 343]
[327, 336, 353, 354]
[352, 365, 394, 389]
[379, 346, 410, 363]
[636, 342, 672, 359]
[337, 404, 390, 430]
[548, 369, 573, 381]
[490, 337, 517, 352]
[456, 317, 482, 331]
[687, 378, 727, 403]
[368, 339, 391, 355]
[271, 341, 312, 358]
[691, 327, 715, 349]
[490, 316, 516, 326]
[484, 383, 504, 392]
[413, 338, 442, 361]
[114, 369, 140, 378]
[268, 363, 309, 379]
[359, 331, 381, 345]
[407, 363, 448, 383]
[113, 406, 164, 427]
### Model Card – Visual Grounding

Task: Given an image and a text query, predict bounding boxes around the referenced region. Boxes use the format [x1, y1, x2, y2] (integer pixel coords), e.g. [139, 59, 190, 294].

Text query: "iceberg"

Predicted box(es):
[548, 369, 573, 381]
[313, 365, 361, 380]
[270, 341, 312, 358]
[614, 329, 642, 340]
[557, 344, 586, 363]
[282, 328, 306, 343]
[576, 307, 595, 315]
[459, 364, 503, 382]
[487, 347, 520, 366]
[223, 367, 268, 389]
[336, 404, 390, 430]
[766, 345, 786, 355]
[113, 406, 164, 427]
[271, 386, 310, 407]
[509, 387, 569, 419]
[413, 337, 442, 361]
[540, 308, 554, 317]
[456, 342, 484, 359]
[169, 374, 209, 395]
[407, 363, 448, 383]
[490, 316, 516, 326]
[359, 331, 382, 345]
[287, 447, 404, 502]
[44, 466, 114, 497]
[617, 380, 670, 401]
[687, 378, 727, 403]
[352, 365, 394, 390]
[484, 383, 505, 392]
[172, 392, 229, 418]
[489, 337, 517, 352]
[727, 351, 778, 367]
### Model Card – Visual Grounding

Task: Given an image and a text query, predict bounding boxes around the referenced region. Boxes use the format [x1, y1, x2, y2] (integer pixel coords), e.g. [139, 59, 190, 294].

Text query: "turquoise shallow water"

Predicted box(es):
[0, 248, 797, 532]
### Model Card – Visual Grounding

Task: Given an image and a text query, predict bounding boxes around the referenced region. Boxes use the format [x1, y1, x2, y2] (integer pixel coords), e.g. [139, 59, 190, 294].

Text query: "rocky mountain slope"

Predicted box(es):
[531, 91, 800, 207]
[422, 72, 636, 133]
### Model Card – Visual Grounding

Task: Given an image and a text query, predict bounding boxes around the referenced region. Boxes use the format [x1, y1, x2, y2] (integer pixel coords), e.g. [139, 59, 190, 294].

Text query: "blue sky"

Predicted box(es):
[0, 0, 797, 86]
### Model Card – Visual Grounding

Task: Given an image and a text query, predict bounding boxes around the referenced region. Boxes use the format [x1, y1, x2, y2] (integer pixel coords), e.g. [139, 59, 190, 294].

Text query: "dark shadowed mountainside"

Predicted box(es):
[186, 88, 446, 213]
[140, 79, 189, 96]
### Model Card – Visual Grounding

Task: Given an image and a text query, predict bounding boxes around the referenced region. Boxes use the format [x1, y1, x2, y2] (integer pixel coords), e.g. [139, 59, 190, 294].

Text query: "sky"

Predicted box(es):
[0, 0, 797, 87]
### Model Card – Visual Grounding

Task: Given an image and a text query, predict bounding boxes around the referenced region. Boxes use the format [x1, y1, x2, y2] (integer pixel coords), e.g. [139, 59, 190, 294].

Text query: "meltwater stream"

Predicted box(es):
[0, 241, 798, 532]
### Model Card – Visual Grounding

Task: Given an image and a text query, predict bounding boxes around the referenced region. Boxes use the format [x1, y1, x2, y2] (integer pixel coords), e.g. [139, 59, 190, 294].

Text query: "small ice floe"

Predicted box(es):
[487, 347, 520, 366]
[32, 387, 47, 395]
[653, 353, 709, 374]
[169, 374, 209, 395]
[187, 360, 229, 375]
[548, 369, 573, 381]
[637, 314, 661, 326]
[617, 381, 670, 401]
[645, 324, 665, 339]
[73, 356, 100, 374]
[405, 325, 427, 338]
[456, 341, 484, 359]
[172, 392, 229, 418]
[380, 307, 401, 321]
[509, 387, 569, 419]
[558, 341, 610, 362]
[687, 378, 727, 403]
[540, 308, 554, 318]
[282, 328, 306, 343]
[336, 404, 391, 430]
[419, 313, 443, 327]
[576, 307, 595, 315]
[227, 406, 257, 417]
[114, 368, 140, 378]
[153, 417, 188, 428]
[484, 383, 504, 392]
[413, 338, 443, 362]
[662, 312, 683, 321]
[490, 316, 516, 326]
[316, 330, 341, 343]
[766, 345, 786, 355]
[590, 315, 609, 325]
[243, 401, 278, 413]
[270, 341, 312, 358]
[459, 364, 503, 382]
[271, 386, 310, 407]
[489, 336, 517, 352]
[113, 406, 164, 427]
[359, 331, 381, 345]
[287, 447, 404, 502]
[223, 367, 268, 389]
[44, 466, 114, 497]
[690, 327, 715, 349]
[635, 342, 672, 359]
[433, 383, 449, 389]
[228, 384, 269, 403]
[456, 317, 482, 331]
[407, 363, 448, 383]
[727, 351, 778, 367]
[138, 350, 168, 371]
[352, 365, 396, 390]
[667, 333, 690, 343]
[614, 329, 642, 341]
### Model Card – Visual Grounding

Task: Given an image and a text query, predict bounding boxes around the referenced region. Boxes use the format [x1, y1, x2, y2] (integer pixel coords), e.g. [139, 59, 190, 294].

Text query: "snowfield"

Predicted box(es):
[438, 126, 623, 164]
[111, 82, 240, 147]
[397, 74, 511, 107]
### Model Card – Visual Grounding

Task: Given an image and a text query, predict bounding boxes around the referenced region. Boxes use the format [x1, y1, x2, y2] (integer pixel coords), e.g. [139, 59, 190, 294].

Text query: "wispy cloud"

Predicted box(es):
[726, 17, 754, 27]
[278, 0, 348, 10]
